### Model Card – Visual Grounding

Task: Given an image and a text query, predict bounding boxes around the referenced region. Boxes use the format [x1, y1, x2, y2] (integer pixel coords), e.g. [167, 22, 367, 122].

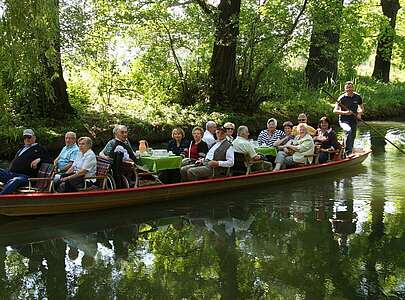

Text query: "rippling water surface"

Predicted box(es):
[0, 122, 404, 299]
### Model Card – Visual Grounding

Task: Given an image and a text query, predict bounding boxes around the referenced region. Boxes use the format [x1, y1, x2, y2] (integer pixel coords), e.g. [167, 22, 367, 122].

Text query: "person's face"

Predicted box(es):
[216, 129, 226, 140]
[284, 126, 292, 135]
[65, 134, 76, 146]
[173, 131, 183, 141]
[267, 121, 276, 131]
[78, 140, 90, 153]
[192, 130, 202, 141]
[299, 126, 306, 137]
[116, 128, 128, 141]
[225, 127, 234, 137]
[241, 130, 249, 139]
[298, 115, 307, 124]
[23, 135, 36, 145]
[208, 124, 217, 134]
[345, 83, 353, 94]
[320, 120, 329, 130]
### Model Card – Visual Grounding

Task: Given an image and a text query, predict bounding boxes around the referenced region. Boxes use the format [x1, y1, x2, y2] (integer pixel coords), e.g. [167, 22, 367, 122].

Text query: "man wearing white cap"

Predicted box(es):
[0, 129, 51, 194]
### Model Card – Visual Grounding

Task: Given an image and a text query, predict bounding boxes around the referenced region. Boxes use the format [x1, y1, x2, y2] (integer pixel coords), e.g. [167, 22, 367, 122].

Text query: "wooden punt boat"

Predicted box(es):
[0, 150, 371, 216]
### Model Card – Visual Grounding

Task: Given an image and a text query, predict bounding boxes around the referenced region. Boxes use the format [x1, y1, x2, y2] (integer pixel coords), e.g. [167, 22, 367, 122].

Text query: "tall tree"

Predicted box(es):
[305, 0, 344, 88]
[372, 0, 401, 82]
[0, 0, 73, 120]
[195, 0, 241, 109]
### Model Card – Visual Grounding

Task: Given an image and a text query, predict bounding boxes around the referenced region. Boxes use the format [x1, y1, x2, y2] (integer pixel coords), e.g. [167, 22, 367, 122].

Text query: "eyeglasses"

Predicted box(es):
[225, 128, 234, 130]
[23, 135, 32, 139]
[120, 131, 128, 134]
[298, 119, 307, 122]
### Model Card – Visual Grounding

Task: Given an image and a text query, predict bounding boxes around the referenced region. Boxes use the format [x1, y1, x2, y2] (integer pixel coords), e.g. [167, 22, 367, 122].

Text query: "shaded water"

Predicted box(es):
[0, 122, 404, 299]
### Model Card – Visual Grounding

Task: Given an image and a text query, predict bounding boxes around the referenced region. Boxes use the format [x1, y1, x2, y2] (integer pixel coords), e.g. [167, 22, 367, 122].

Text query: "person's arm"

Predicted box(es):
[274, 135, 288, 147]
[198, 141, 209, 158]
[333, 101, 351, 116]
[125, 141, 137, 161]
[59, 162, 73, 173]
[208, 146, 234, 168]
[31, 146, 52, 169]
[357, 102, 365, 119]
[54, 155, 60, 166]
[99, 140, 113, 158]
[297, 139, 314, 153]
[257, 131, 265, 146]
[219, 147, 234, 168]
[61, 168, 87, 182]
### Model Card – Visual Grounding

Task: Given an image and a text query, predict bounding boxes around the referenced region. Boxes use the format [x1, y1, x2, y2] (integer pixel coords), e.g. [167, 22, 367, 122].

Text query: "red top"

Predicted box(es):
[189, 143, 199, 160]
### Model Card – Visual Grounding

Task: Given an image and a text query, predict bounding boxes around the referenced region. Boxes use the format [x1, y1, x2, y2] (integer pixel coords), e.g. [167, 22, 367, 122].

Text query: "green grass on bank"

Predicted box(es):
[1, 77, 405, 159]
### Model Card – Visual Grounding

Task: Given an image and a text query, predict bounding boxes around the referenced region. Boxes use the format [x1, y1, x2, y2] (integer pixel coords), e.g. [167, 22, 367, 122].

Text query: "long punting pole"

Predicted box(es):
[322, 89, 405, 155]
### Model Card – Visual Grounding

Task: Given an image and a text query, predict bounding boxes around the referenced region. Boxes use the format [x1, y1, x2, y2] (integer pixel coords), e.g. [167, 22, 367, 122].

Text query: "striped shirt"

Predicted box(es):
[257, 129, 285, 147]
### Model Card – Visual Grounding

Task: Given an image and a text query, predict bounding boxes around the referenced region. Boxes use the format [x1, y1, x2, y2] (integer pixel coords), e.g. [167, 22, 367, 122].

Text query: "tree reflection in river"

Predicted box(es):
[0, 123, 404, 299]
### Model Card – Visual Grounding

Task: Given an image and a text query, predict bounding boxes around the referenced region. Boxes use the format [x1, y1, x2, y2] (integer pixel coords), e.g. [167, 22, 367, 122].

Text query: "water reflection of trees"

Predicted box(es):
[0, 175, 404, 298]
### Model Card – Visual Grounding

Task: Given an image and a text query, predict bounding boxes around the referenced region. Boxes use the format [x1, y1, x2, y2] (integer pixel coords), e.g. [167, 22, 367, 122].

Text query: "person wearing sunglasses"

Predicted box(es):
[291, 113, 316, 136]
[0, 129, 51, 194]
[223, 122, 236, 142]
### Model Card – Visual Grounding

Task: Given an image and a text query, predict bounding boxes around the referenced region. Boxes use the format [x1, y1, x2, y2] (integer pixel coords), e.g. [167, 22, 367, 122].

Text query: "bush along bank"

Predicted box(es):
[1, 78, 404, 159]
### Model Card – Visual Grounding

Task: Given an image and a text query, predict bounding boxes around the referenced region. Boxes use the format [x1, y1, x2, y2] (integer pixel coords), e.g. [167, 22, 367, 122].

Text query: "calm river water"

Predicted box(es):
[0, 122, 404, 299]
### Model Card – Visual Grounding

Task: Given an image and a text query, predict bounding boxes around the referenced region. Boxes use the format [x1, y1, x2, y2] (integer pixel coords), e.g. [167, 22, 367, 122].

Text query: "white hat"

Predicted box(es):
[23, 129, 35, 136]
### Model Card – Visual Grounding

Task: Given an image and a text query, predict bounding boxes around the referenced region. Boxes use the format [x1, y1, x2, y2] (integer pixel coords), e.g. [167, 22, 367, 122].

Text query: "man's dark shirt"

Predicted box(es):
[337, 92, 363, 123]
[9, 144, 52, 177]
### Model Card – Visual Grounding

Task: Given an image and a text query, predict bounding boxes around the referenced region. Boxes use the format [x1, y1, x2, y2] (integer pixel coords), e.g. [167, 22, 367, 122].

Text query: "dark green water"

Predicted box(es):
[0, 122, 404, 299]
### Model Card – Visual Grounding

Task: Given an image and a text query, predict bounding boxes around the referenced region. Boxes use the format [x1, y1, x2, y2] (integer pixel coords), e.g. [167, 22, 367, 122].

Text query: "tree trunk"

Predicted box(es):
[48, 0, 74, 118]
[305, 0, 344, 88]
[209, 0, 241, 109]
[372, 0, 401, 82]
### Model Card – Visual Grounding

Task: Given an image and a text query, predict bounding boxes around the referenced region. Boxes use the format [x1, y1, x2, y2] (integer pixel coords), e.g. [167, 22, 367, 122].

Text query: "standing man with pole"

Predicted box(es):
[333, 81, 365, 155]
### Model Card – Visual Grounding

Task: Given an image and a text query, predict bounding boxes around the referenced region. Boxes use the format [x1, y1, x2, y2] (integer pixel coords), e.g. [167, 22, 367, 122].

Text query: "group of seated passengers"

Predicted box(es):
[0, 114, 340, 194]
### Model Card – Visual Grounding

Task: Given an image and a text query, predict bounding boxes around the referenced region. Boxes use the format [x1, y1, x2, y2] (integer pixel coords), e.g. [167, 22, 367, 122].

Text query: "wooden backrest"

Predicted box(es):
[96, 156, 112, 177]
[33, 163, 55, 190]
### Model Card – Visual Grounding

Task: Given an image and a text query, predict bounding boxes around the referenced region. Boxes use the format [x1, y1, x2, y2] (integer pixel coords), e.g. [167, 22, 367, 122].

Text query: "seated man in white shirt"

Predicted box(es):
[233, 126, 272, 171]
[183, 126, 234, 181]
[202, 120, 217, 149]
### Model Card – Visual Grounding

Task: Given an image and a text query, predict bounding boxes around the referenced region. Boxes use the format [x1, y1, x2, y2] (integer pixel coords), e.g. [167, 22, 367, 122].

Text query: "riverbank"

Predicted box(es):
[1, 78, 404, 159]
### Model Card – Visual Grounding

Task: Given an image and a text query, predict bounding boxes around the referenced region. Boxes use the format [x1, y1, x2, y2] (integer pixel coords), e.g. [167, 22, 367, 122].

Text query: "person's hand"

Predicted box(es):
[31, 158, 40, 169]
[208, 160, 219, 168]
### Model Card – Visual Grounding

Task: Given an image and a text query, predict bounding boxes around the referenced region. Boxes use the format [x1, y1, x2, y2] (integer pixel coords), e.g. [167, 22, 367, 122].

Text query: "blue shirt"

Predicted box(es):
[56, 144, 79, 170]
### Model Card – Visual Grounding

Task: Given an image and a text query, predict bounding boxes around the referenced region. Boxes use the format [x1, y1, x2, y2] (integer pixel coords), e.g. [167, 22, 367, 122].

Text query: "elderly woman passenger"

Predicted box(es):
[223, 122, 236, 142]
[257, 118, 285, 147]
[273, 124, 315, 171]
[182, 127, 208, 164]
[314, 117, 339, 163]
[168, 127, 189, 156]
[56, 137, 97, 192]
[273, 121, 294, 150]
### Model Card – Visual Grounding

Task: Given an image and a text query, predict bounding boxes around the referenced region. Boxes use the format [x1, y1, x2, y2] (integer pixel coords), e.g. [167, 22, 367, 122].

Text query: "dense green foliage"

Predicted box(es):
[0, 0, 404, 155]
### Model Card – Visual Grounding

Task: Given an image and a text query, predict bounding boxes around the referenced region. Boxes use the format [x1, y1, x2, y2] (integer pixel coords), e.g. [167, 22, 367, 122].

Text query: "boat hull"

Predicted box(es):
[0, 151, 371, 216]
